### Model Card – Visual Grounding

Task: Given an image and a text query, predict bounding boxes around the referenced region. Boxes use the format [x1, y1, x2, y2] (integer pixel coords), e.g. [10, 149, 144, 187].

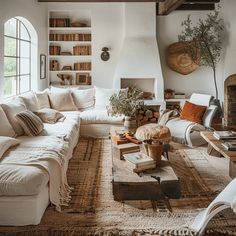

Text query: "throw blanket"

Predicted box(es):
[158, 109, 179, 125]
[0, 136, 71, 211]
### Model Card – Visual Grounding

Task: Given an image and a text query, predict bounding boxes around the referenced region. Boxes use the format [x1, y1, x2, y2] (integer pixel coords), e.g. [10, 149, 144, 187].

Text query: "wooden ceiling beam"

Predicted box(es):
[38, 0, 164, 2]
[157, 0, 186, 15]
[185, 0, 219, 3]
[176, 3, 215, 10]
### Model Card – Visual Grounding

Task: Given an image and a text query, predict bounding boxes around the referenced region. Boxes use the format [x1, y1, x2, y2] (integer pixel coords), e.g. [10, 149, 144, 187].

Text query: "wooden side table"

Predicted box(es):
[200, 131, 236, 178]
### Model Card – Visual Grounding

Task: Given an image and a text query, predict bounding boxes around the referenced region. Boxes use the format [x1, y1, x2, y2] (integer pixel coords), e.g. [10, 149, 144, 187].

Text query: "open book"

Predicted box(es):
[190, 178, 236, 235]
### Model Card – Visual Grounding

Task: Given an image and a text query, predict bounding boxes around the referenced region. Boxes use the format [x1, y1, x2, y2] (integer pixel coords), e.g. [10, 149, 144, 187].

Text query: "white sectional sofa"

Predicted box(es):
[0, 86, 124, 226]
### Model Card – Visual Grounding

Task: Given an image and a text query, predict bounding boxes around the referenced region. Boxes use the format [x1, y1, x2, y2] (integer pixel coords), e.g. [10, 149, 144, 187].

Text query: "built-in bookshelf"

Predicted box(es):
[48, 10, 92, 87]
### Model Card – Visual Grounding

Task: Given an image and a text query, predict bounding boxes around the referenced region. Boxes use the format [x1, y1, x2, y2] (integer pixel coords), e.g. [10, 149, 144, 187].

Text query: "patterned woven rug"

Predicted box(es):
[1, 138, 236, 236]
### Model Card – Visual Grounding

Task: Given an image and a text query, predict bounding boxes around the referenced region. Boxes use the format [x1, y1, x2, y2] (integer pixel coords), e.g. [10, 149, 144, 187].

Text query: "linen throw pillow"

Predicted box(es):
[15, 110, 44, 136]
[94, 86, 127, 109]
[0, 136, 20, 159]
[34, 108, 65, 124]
[0, 106, 16, 137]
[1, 98, 27, 136]
[19, 91, 40, 112]
[72, 88, 95, 110]
[48, 91, 77, 111]
[180, 101, 207, 124]
[35, 89, 50, 109]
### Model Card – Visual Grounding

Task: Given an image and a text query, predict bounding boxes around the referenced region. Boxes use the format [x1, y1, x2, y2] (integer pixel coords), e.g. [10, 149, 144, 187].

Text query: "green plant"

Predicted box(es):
[107, 87, 145, 117]
[178, 8, 224, 99]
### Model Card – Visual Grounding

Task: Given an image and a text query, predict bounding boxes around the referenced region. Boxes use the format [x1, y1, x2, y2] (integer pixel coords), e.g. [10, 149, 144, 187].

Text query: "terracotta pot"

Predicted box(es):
[147, 143, 163, 166]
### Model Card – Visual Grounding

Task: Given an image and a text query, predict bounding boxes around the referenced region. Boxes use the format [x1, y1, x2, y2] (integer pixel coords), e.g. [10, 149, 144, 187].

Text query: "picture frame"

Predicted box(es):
[76, 73, 91, 85]
[40, 54, 46, 79]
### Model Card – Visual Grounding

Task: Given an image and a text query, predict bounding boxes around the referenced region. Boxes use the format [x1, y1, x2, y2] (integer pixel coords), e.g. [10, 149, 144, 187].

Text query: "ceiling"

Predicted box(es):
[38, 0, 220, 15]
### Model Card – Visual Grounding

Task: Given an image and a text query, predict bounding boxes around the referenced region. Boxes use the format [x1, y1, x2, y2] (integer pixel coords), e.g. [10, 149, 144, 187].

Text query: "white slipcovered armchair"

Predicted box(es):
[166, 93, 217, 147]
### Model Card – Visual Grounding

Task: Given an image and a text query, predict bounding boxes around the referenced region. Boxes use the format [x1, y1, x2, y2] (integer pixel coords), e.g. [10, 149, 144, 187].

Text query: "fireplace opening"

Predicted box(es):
[224, 74, 236, 126]
[120, 78, 155, 100]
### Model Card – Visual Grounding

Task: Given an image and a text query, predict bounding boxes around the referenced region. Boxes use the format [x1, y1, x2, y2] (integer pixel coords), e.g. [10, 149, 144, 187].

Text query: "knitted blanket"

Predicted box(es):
[0, 136, 71, 211]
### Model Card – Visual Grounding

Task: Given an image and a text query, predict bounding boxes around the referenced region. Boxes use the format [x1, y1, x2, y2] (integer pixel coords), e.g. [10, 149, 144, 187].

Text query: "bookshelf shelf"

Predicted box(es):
[48, 10, 92, 86]
[49, 27, 91, 31]
[49, 70, 91, 73]
[49, 55, 91, 58]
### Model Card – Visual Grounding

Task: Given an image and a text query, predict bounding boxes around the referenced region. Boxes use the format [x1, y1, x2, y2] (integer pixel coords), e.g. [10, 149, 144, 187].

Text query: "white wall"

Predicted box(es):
[0, 1, 236, 101]
[221, 0, 236, 82]
[47, 3, 124, 89]
[0, 0, 48, 94]
[156, 8, 226, 101]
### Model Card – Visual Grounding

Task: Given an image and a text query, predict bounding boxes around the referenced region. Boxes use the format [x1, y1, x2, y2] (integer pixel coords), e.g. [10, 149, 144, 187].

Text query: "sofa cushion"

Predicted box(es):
[34, 108, 65, 124]
[0, 164, 49, 196]
[94, 86, 127, 109]
[15, 110, 44, 136]
[72, 88, 95, 110]
[41, 111, 80, 146]
[80, 109, 124, 125]
[0, 136, 19, 159]
[1, 98, 27, 136]
[19, 91, 39, 112]
[35, 89, 50, 109]
[48, 91, 77, 111]
[0, 106, 16, 137]
[180, 101, 207, 124]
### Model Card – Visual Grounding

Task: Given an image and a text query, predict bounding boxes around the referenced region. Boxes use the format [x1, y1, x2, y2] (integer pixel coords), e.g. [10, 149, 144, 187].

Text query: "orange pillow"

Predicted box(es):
[180, 101, 207, 124]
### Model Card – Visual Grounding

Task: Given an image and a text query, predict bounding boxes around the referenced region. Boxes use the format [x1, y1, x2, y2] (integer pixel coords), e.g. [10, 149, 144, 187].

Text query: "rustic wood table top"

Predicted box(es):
[200, 131, 236, 161]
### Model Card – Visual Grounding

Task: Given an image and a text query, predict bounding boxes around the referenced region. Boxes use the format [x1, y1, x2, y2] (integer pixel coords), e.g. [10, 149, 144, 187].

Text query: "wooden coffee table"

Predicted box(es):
[110, 126, 181, 201]
[200, 131, 236, 178]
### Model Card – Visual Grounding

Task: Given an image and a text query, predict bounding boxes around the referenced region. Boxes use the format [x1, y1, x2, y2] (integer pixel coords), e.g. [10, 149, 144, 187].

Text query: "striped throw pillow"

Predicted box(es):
[15, 110, 44, 136]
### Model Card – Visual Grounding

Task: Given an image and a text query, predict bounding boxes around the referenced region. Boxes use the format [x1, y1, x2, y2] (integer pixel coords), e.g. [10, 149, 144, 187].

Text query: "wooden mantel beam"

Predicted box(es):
[157, 0, 186, 15]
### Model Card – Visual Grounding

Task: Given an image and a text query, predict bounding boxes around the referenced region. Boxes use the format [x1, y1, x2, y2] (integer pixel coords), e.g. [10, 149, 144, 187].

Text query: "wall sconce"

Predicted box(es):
[101, 47, 110, 61]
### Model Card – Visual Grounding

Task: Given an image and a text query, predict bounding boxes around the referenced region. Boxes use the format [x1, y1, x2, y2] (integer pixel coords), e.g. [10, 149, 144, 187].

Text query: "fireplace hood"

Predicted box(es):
[113, 3, 164, 102]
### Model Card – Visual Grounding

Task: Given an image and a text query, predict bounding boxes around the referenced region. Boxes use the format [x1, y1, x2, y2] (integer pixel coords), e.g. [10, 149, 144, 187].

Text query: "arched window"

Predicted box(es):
[4, 17, 34, 97]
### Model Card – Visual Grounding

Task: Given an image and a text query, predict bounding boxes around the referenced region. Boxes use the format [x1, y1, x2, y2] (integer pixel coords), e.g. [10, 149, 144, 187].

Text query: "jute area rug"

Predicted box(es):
[1, 138, 236, 236]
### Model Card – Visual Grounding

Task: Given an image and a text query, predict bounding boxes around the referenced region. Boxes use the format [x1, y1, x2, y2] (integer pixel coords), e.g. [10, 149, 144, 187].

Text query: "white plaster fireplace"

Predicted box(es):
[113, 3, 164, 106]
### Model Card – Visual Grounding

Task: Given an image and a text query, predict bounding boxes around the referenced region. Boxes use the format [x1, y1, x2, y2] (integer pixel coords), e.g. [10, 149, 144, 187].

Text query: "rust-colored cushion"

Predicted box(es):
[180, 101, 207, 124]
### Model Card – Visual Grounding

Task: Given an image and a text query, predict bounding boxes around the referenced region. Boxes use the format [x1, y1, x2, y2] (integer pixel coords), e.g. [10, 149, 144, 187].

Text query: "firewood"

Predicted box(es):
[150, 118, 157, 122]
[153, 112, 160, 118]
[145, 110, 153, 118]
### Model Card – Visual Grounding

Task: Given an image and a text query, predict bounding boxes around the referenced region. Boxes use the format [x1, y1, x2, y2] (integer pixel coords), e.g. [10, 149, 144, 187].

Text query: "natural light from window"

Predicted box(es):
[4, 17, 37, 97]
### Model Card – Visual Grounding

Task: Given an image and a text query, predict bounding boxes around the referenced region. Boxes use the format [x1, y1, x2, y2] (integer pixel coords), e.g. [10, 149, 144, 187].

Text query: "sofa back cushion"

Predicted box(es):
[0, 106, 16, 137]
[1, 98, 27, 136]
[72, 88, 95, 110]
[48, 91, 77, 111]
[35, 89, 50, 109]
[180, 101, 207, 124]
[94, 86, 127, 109]
[0, 136, 20, 159]
[15, 110, 44, 136]
[19, 91, 39, 112]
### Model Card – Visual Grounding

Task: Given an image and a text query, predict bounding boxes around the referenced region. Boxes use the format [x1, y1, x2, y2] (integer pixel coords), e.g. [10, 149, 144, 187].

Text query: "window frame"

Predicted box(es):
[4, 17, 32, 97]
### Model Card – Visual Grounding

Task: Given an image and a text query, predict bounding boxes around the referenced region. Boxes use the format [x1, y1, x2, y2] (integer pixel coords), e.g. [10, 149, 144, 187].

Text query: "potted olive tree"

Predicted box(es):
[107, 87, 145, 130]
[178, 8, 224, 117]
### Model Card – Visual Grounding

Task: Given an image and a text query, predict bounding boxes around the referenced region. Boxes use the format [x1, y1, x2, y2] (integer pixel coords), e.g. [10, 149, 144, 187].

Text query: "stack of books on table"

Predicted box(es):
[123, 152, 156, 173]
[222, 142, 236, 151]
[213, 130, 236, 140]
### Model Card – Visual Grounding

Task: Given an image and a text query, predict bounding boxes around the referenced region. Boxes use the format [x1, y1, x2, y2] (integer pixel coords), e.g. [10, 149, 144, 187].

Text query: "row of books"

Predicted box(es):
[73, 46, 91, 55]
[123, 152, 156, 173]
[49, 18, 70, 27]
[222, 142, 236, 151]
[74, 62, 91, 71]
[49, 45, 61, 55]
[49, 33, 91, 41]
[213, 130, 236, 140]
